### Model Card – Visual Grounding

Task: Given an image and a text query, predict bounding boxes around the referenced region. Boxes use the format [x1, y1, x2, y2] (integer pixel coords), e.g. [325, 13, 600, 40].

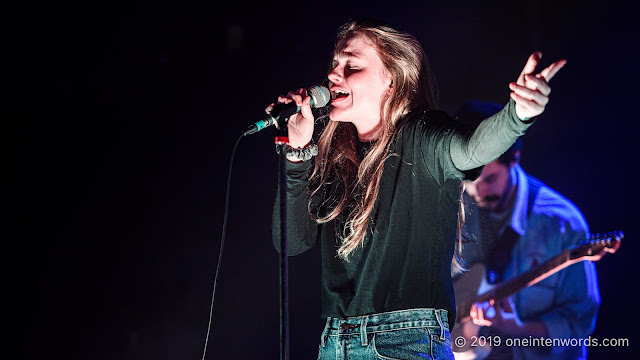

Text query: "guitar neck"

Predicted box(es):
[457, 249, 575, 320]
[455, 231, 622, 322]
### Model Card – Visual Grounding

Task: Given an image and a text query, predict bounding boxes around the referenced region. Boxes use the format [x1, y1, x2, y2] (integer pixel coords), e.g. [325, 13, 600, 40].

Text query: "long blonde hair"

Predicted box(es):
[308, 19, 464, 270]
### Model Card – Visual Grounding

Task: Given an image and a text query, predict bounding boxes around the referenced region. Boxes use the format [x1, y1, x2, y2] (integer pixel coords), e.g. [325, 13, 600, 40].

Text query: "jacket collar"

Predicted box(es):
[510, 164, 529, 236]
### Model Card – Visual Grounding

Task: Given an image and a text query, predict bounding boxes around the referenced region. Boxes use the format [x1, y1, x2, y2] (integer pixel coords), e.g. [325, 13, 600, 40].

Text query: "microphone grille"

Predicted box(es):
[308, 84, 330, 108]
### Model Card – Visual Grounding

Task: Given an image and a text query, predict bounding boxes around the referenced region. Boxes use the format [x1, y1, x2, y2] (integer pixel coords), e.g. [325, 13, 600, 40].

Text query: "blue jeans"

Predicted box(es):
[317, 308, 454, 360]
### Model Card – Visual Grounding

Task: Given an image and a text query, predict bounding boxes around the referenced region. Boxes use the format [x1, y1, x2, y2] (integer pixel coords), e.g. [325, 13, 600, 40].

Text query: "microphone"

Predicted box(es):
[243, 84, 330, 136]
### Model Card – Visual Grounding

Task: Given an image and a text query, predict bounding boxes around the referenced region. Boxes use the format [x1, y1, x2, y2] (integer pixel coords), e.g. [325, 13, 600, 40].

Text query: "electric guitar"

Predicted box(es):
[451, 231, 623, 360]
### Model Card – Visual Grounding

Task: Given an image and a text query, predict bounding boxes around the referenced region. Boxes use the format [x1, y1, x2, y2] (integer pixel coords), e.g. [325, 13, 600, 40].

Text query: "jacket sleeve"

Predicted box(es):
[538, 227, 601, 354]
[272, 159, 320, 256]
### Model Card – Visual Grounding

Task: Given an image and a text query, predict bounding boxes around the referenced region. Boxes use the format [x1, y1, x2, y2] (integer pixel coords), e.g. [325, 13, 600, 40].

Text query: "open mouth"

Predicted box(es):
[331, 89, 350, 101]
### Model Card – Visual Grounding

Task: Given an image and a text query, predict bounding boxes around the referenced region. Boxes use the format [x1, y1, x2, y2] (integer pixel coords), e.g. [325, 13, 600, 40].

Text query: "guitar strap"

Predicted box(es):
[482, 174, 544, 360]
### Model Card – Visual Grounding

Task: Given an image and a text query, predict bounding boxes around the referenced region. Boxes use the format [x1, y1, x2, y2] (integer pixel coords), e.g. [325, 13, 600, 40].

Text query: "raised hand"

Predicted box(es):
[509, 52, 566, 120]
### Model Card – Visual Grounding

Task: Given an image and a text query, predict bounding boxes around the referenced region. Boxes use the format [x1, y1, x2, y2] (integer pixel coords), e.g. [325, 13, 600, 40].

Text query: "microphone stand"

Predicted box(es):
[275, 118, 290, 360]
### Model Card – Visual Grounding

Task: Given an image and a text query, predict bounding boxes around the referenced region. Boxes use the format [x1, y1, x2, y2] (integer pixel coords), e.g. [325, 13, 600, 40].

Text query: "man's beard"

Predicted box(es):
[477, 194, 506, 211]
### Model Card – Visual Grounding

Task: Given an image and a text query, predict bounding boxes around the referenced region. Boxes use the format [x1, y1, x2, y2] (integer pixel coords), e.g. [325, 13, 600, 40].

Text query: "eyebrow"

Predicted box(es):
[335, 50, 363, 60]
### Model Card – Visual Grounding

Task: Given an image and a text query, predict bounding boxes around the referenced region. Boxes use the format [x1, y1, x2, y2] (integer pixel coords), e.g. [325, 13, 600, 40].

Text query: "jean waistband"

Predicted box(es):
[326, 308, 448, 333]
[320, 308, 449, 347]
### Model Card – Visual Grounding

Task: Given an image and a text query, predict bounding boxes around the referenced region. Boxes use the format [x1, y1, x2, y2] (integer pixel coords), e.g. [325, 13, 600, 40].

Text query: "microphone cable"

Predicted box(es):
[200, 86, 328, 357]
[201, 133, 243, 360]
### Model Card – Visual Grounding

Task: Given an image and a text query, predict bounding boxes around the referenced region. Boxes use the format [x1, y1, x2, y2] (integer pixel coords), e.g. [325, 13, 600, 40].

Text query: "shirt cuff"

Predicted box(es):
[538, 312, 573, 354]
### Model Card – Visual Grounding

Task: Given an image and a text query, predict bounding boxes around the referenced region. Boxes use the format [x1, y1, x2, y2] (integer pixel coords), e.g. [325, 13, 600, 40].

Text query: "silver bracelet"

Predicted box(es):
[276, 143, 319, 161]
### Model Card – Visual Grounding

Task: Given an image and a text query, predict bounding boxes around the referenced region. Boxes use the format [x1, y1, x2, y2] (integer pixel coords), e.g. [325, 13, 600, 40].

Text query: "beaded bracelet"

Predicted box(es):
[275, 142, 319, 161]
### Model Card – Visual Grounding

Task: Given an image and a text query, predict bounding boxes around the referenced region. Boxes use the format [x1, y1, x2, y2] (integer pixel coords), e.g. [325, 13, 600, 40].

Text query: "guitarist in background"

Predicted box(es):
[452, 101, 600, 360]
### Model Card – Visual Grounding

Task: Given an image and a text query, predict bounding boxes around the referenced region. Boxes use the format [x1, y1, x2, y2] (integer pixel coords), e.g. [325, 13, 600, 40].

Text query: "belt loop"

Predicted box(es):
[435, 310, 445, 341]
[321, 317, 331, 347]
[360, 315, 369, 346]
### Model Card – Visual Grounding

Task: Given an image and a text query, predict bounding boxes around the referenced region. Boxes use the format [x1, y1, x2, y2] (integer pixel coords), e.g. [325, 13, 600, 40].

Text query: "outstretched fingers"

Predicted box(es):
[517, 51, 542, 85]
[512, 52, 567, 119]
[538, 58, 567, 82]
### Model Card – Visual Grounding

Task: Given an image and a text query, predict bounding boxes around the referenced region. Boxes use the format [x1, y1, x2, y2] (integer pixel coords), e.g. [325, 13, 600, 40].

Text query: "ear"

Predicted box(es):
[386, 75, 394, 95]
[382, 68, 393, 87]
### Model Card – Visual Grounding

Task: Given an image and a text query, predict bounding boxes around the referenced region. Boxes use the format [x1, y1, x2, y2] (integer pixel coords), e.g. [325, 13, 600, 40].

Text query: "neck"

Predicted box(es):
[354, 119, 383, 142]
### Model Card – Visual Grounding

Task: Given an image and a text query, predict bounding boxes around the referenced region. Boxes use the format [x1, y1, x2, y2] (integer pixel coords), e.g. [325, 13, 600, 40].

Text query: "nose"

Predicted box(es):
[466, 181, 483, 200]
[328, 66, 343, 84]
[475, 182, 489, 200]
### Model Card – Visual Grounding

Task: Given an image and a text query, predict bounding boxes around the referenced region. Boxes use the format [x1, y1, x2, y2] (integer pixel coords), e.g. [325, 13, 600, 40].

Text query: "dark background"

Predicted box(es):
[11, 0, 639, 359]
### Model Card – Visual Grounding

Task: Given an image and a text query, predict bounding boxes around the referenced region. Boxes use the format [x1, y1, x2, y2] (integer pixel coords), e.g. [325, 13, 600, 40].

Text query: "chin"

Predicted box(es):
[477, 200, 499, 211]
[328, 109, 349, 123]
[484, 203, 501, 211]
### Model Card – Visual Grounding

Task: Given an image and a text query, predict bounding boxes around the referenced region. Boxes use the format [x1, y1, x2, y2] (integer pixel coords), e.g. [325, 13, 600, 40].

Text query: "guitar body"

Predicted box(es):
[452, 263, 499, 360]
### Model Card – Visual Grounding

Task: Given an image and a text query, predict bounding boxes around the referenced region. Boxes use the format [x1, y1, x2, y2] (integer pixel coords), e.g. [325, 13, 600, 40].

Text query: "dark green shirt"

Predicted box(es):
[273, 100, 531, 326]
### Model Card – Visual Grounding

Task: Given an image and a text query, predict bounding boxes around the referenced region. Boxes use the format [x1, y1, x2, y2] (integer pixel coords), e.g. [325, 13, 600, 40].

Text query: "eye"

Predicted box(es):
[346, 61, 360, 69]
[345, 63, 360, 72]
